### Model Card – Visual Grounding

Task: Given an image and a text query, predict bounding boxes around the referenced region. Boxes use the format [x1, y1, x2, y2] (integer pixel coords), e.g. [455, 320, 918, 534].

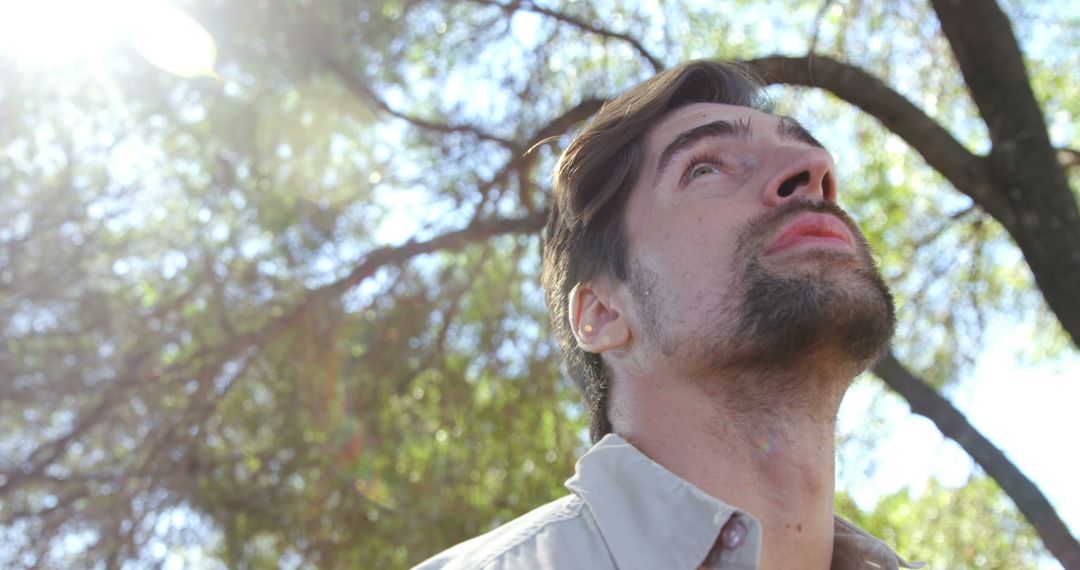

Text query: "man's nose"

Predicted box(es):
[761, 147, 836, 206]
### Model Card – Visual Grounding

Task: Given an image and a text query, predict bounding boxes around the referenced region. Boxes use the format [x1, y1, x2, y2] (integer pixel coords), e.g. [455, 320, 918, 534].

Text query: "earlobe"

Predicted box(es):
[569, 281, 631, 354]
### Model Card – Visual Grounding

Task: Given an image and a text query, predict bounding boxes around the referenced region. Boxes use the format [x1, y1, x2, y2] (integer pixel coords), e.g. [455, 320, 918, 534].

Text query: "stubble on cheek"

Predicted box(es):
[626, 259, 673, 357]
[628, 256, 725, 361]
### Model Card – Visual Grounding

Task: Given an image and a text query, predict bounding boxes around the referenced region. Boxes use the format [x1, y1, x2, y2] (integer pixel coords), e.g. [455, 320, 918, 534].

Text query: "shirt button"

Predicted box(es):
[721, 517, 747, 549]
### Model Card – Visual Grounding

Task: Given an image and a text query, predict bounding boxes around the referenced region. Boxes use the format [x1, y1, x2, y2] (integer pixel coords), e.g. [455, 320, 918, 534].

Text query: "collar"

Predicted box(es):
[832, 517, 924, 570]
[565, 434, 920, 570]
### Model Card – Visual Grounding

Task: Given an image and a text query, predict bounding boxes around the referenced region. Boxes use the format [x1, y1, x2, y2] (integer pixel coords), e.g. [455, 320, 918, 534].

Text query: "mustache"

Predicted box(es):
[735, 199, 868, 255]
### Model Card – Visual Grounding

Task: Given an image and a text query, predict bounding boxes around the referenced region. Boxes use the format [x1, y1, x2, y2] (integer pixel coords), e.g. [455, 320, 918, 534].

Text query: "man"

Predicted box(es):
[416, 60, 919, 570]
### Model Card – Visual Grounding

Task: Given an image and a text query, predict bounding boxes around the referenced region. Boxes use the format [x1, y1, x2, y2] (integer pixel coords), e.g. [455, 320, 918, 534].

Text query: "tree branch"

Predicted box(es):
[873, 353, 1080, 569]
[525, 98, 604, 152]
[478, 97, 603, 215]
[745, 55, 1007, 221]
[910, 204, 978, 251]
[928, 0, 1058, 169]
[478, 0, 664, 72]
[321, 55, 515, 148]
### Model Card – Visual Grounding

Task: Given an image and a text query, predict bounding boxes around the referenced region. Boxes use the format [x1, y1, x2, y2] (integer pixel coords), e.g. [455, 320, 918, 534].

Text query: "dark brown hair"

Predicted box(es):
[541, 60, 771, 443]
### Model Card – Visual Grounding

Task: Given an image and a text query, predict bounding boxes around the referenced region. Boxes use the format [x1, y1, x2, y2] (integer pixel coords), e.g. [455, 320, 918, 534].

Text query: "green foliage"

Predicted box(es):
[180, 247, 585, 567]
[837, 476, 1041, 569]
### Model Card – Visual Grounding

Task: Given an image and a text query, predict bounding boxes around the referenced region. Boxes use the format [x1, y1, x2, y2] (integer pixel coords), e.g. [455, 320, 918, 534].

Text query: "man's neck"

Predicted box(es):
[611, 367, 843, 570]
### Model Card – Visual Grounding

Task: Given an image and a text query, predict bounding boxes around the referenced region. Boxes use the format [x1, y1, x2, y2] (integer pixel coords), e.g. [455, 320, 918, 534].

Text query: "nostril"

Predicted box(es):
[823, 171, 835, 201]
[777, 171, 810, 198]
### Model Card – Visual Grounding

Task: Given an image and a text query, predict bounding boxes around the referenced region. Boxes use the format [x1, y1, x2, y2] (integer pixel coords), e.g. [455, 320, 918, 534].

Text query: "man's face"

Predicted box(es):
[620, 102, 894, 378]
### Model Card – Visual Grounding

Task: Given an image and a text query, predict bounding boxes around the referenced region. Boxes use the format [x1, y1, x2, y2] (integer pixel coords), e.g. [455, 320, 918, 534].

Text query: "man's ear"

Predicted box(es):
[568, 279, 631, 354]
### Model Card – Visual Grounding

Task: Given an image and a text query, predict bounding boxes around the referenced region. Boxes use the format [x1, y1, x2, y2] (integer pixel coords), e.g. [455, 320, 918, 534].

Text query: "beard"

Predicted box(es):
[628, 199, 895, 384]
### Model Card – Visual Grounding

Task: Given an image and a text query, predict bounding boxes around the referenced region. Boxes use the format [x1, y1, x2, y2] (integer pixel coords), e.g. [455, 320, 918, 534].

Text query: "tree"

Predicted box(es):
[836, 476, 1042, 569]
[1, 0, 1076, 567]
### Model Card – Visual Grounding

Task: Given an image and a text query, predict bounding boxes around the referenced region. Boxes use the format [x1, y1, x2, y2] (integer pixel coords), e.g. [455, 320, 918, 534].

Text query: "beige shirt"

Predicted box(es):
[415, 434, 921, 570]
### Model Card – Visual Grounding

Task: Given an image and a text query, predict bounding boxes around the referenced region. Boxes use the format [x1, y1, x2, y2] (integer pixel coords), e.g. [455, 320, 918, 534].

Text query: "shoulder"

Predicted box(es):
[412, 494, 615, 570]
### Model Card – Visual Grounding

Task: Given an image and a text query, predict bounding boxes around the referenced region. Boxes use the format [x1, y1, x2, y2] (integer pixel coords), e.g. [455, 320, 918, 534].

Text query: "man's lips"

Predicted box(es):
[765, 212, 856, 255]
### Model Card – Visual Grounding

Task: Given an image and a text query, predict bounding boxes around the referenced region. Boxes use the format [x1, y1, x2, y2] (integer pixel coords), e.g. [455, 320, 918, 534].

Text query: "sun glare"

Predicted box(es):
[0, 0, 217, 78]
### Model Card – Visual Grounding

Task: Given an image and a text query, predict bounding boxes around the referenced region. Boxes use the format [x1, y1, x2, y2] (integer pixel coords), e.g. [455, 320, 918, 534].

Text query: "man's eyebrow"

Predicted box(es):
[777, 115, 825, 150]
[654, 119, 751, 183]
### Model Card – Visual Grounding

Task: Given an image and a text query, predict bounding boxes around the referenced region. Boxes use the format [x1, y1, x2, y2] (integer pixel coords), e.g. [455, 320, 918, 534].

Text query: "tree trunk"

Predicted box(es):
[930, 0, 1080, 349]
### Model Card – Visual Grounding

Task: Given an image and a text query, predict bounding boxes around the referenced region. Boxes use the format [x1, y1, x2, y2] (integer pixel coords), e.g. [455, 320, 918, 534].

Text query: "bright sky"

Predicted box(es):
[838, 328, 1080, 567]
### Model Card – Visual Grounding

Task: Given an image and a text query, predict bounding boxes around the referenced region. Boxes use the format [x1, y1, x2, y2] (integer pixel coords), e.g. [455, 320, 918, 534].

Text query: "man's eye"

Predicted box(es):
[689, 163, 722, 178]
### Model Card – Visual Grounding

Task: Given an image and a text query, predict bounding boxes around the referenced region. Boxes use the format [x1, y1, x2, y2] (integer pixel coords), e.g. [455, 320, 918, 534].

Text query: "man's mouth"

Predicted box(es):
[764, 212, 856, 256]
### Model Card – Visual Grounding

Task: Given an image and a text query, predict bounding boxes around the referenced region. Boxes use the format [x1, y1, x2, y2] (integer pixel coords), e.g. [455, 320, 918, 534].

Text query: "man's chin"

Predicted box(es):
[720, 258, 896, 375]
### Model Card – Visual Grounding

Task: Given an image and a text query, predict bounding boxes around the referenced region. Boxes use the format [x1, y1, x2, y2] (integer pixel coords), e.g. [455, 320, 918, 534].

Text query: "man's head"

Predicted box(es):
[541, 61, 894, 442]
